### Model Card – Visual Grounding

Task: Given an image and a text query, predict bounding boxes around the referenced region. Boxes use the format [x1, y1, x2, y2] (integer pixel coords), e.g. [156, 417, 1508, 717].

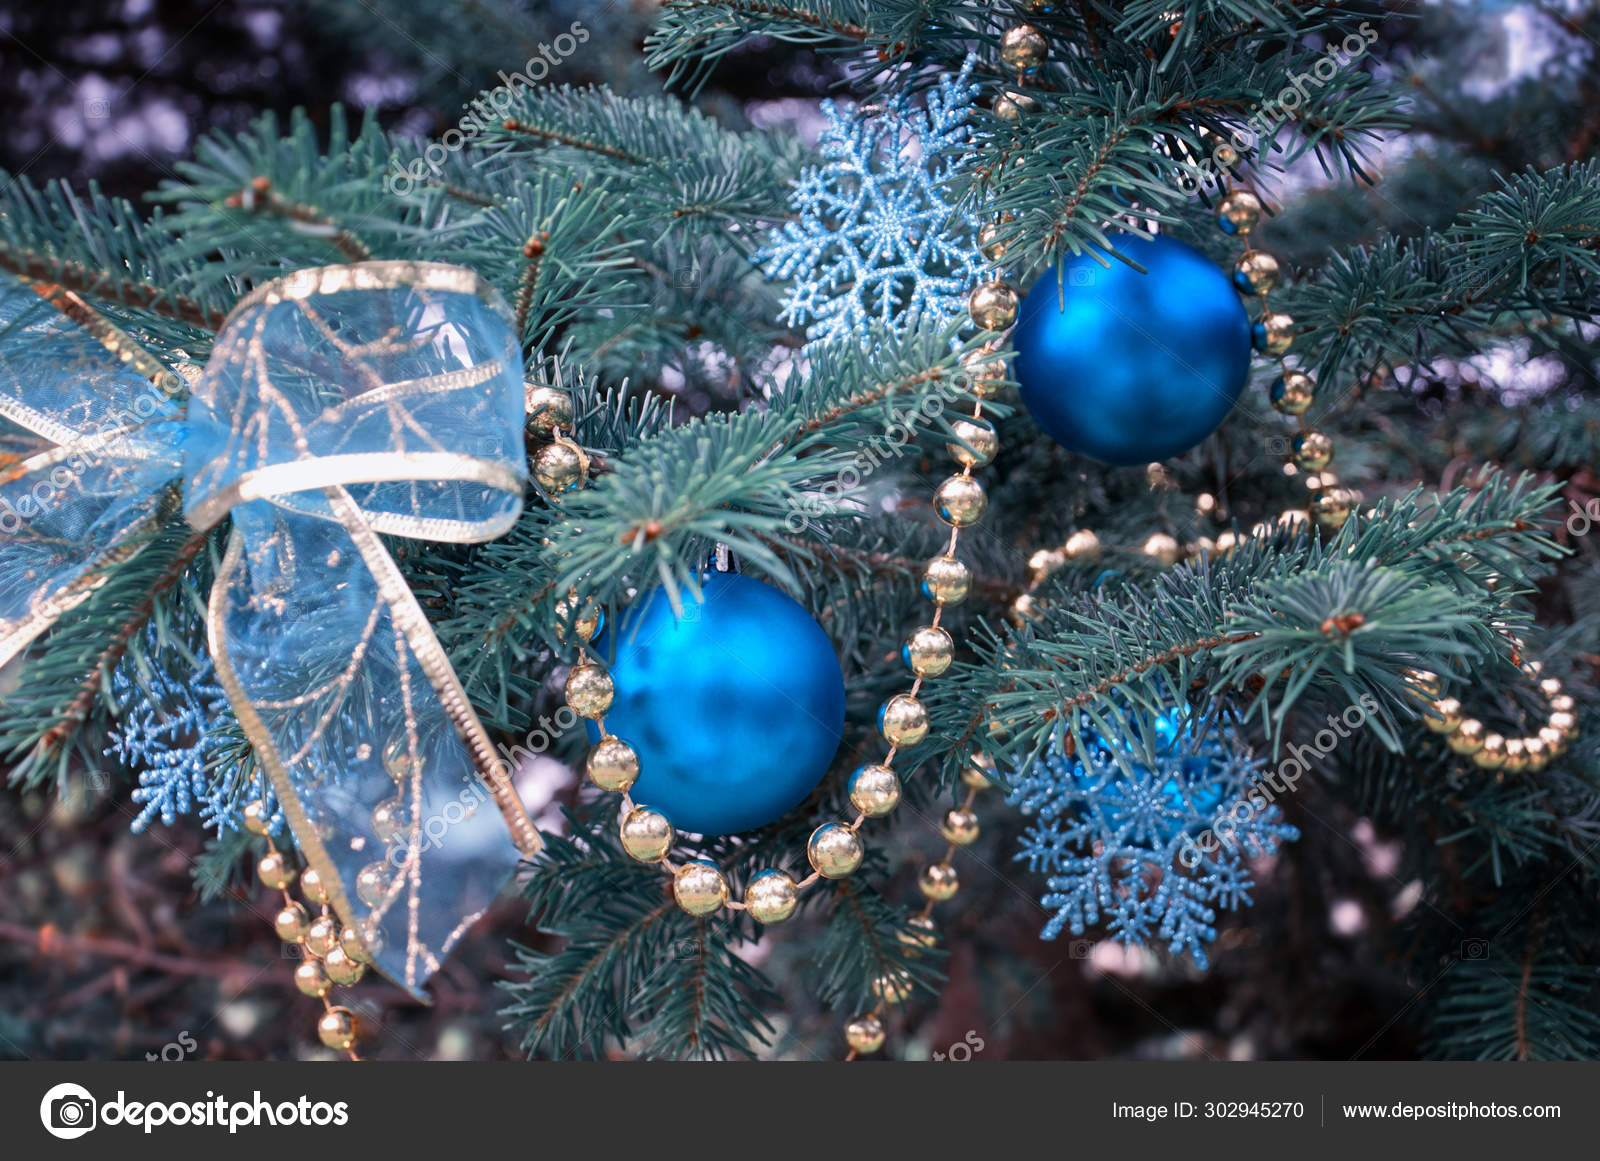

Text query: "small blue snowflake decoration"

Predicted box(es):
[1007, 707, 1298, 969]
[108, 625, 280, 836]
[757, 59, 986, 346]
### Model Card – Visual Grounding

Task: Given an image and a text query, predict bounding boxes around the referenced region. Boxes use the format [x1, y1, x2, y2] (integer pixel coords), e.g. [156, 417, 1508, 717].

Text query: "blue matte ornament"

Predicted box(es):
[586, 572, 846, 836]
[1011, 234, 1251, 466]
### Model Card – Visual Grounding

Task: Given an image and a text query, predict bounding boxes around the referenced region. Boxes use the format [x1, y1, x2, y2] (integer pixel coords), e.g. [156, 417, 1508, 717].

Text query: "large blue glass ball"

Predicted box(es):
[585, 572, 846, 836]
[1012, 234, 1251, 466]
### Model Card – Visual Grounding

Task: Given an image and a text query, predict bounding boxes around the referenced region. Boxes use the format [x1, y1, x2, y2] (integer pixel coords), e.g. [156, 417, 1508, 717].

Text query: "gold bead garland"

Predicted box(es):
[993, 18, 1048, 118]
[524, 241, 1017, 1062]
[831, 29, 1070, 1047]
[528, 26, 1056, 1056]
[525, 374, 590, 498]
[1215, 184, 1362, 531]
[243, 805, 366, 1058]
[1403, 653, 1580, 777]
[1003, 480, 1321, 627]
[843, 751, 997, 1060]
[1007, 514, 1280, 624]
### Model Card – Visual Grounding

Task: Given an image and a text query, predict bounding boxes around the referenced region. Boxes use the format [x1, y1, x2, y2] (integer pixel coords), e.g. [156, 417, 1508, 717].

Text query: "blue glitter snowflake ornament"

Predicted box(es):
[108, 625, 280, 836]
[757, 59, 986, 346]
[1007, 708, 1298, 969]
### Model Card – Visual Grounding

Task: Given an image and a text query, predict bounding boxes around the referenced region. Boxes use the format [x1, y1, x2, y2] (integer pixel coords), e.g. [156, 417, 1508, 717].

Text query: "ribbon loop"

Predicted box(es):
[0, 278, 186, 661]
[0, 262, 540, 999]
[183, 262, 525, 537]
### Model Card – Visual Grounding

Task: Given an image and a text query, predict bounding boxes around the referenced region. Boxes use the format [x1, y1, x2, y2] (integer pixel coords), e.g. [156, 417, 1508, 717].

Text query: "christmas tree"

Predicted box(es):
[1, 0, 1596, 1063]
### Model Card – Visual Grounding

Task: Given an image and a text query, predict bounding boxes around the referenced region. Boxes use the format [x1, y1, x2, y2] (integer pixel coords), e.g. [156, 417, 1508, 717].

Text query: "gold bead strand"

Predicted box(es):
[918, 755, 993, 925]
[994, 19, 1047, 122]
[244, 802, 362, 1060]
[1404, 656, 1580, 779]
[1216, 186, 1360, 532]
[840, 215, 1021, 1056]
[525, 378, 587, 497]
[527, 381, 738, 917]
[1010, 517, 1255, 626]
[530, 381, 698, 899]
[841, 752, 996, 1061]
[532, 375, 746, 916]
[841, 48, 1029, 1048]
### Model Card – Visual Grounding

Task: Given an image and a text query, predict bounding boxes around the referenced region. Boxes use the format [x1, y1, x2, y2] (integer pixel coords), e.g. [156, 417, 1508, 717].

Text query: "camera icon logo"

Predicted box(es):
[1460, 938, 1490, 960]
[40, 1082, 97, 1139]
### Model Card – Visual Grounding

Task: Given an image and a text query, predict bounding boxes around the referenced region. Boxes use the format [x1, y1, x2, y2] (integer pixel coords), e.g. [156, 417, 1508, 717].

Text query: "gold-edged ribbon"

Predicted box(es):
[0, 263, 541, 998]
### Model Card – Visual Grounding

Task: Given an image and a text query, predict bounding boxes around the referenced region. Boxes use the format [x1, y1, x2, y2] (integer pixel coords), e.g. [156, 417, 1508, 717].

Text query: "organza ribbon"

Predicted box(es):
[0, 263, 541, 998]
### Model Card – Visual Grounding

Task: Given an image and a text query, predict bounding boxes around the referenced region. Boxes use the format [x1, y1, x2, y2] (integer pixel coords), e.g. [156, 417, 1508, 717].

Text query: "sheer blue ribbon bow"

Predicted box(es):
[0, 263, 541, 997]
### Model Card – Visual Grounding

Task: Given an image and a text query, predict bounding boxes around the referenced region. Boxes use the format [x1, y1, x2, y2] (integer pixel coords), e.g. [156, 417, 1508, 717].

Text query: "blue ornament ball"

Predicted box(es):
[1066, 710, 1230, 836]
[585, 572, 846, 836]
[1011, 234, 1251, 466]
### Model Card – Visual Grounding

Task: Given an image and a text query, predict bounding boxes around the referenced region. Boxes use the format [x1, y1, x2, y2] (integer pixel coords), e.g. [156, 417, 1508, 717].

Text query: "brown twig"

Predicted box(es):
[499, 120, 644, 164]
[0, 244, 227, 332]
[1514, 911, 1549, 1061]
[800, 366, 952, 434]
[37, 524, 211, 760]
[514, 232, 549, 337]
[225, 177, 372, 263]
[0, 920, 259, 980]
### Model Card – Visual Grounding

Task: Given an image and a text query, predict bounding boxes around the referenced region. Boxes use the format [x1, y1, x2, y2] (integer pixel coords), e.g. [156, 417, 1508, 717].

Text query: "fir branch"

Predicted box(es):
[152, 107, 431, 287]
[37, 522, 211, 765]
[498, 119, 646, 163]
[647, 0, 872, 91]
[220, 178, 373, 263]
[952, 475, 1564, 765]
[479, 86, 805, 242]
[2, 520, 211, 794]
[0, 175, 229, 332]
[0, 243, 226, 333]
[816, 874, 947, 1014]
[503, 816, 780, 1059]
[1284, 162, 1600, 391]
